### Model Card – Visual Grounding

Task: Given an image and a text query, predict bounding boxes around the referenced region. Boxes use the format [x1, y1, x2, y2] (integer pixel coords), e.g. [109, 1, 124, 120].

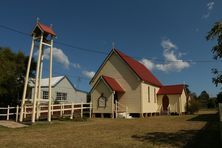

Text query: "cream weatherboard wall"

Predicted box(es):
[91, 80, 113, 113]
[157, 94, 180, 113]
[141, 82, 160, 113]
[157, 90, 187, 113]
[90, 52, 141, 113]
[180, 89, 187, 113]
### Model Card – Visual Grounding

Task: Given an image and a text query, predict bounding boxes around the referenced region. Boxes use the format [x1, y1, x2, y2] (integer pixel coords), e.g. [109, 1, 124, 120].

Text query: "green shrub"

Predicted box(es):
[207, 99, 216, 108]
[187, 99, 200, 114]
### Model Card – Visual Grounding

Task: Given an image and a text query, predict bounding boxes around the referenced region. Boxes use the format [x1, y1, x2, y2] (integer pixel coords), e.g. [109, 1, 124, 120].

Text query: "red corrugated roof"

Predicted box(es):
[114, 49, 162, 87]
[157, 84, 185, 95]
[37, 22, 56, 36]
[102, 75, 125, 93]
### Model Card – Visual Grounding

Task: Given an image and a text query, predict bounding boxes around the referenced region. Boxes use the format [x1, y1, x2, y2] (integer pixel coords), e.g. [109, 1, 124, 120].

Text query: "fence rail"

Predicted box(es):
[0, 105, 19, 121]
[0, 102, 92, 122]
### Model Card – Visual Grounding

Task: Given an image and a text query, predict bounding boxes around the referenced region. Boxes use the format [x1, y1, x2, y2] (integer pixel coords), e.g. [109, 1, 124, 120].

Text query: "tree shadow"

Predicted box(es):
[132, 112, 221, 147]
[132, 130, 198, 147]
[185, 112, 221, 147]
[187, 112, 219, 122]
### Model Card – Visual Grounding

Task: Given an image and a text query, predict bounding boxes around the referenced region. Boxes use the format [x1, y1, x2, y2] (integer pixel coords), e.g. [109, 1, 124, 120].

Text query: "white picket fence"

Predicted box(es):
[0, 105, 20, 121]
[0, 102, 92, 122]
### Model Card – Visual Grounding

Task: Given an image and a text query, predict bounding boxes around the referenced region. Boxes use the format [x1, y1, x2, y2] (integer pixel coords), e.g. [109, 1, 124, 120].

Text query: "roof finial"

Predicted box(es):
[50, 24, 53, 29]
[112, 41, 115, 49]
[36, 17, 40, 23]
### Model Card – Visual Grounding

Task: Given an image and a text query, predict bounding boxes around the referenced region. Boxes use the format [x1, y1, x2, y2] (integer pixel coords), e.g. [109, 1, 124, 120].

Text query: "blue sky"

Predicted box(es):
[0, 0, 221, 96]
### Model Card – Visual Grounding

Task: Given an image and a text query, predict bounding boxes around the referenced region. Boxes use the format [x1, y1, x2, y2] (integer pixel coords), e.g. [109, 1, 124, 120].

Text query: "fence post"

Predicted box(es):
[62, 103, 65, 115]
[81, 101, 83, 118]
[115, 100, 117, 118]
[89, 102, 92, 118]
[70, 103, 74, 119]
[60, 104, 62, 117]
[51, 104, 53, 115]
[24, 105, 27, 119]
[16, 105, 19, 122]
[6, 105, 10, 120]
[36, 103, 40, 120]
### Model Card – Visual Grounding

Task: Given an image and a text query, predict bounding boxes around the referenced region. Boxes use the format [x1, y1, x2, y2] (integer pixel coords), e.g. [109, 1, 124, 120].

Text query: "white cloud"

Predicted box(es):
[207, 2, 214, 10]
[202, 1, 215, 19]
[156, 61, 190, 72]
[82, 70, 95, 78]
[161, 39, 177, 50]
[34, 47, 70, 68]
[202, 13, 210, 19]
[35, 47, 81, 69]
[139, 58, 155, 70]
[140, 39, 190, 72]
[71, 63, 81, 69]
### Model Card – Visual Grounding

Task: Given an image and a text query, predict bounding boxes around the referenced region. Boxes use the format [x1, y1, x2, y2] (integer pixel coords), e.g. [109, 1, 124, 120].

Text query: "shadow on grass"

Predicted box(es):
[132, 112, 221, 147]
[187, 112, 219, 122]
[185, 112, 221, 148]
[132, 130, 198, 147]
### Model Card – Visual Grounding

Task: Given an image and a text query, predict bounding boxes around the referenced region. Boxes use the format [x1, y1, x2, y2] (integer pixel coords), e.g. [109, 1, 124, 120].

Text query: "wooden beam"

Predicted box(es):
[32, 35, 43, 123]
[19, 36, 35, 122]
[48, 39, 53, 122]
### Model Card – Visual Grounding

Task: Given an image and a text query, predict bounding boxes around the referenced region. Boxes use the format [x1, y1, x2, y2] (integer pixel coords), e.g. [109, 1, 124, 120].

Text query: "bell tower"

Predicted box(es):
[19, 19, 56, 123]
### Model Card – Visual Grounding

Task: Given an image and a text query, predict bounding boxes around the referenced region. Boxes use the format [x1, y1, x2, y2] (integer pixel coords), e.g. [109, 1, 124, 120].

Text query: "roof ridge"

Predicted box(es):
[37, 22, 56, 36]
[41, 75, 64, 79]
[113, 48, 162, 87]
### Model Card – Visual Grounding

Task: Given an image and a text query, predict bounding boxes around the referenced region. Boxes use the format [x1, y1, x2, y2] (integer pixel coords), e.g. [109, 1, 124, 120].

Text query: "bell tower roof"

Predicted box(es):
[32, 22, 56, 37]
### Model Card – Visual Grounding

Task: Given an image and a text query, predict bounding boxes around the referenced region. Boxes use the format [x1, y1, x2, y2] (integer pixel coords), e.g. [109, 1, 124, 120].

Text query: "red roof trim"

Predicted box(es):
[114, 49, 162, 87]
[37, 22, 56, 36]
[102, 76, 125, 93]
[157, 84, 185, 95]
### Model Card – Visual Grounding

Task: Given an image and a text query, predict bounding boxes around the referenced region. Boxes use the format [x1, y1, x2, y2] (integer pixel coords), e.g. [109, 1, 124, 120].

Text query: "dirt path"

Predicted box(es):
[0, 121, 27, 128]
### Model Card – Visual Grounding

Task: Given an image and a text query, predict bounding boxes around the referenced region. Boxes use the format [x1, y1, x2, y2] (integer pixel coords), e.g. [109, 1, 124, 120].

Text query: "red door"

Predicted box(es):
[162, 95, 169, 111]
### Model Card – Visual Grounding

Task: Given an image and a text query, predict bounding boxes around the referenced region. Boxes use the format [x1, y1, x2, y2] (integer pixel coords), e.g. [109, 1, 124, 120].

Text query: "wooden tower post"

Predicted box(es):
[19, 20, 56, 123]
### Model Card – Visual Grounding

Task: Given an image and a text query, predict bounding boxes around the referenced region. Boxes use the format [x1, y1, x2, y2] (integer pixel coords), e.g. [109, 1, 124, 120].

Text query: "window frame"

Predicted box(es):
[154, 88, 157, 103]
[56, 92, 67, 101]
[42, 91, 48, 99]
[148, 86, 150, 103]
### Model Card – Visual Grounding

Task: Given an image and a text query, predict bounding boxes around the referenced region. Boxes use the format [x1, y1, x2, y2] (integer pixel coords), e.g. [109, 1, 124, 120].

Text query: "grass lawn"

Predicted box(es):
[0, 110, 221, 148]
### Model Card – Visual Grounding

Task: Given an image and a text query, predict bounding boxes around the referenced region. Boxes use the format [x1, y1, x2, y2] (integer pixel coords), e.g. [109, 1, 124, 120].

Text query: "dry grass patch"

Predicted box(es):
[0, 110, 220, 148]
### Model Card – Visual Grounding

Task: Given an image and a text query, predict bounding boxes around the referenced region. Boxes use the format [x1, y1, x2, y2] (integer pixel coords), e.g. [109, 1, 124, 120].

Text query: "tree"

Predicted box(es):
[186, 92, 200, 114]
[0, 47, 36, 106]
[198, 90, 210, 108]
[186, 99, 200, 114]
[190, 92, 198, 100]
[198, 91, 210, 100]
[207, 98, 216, 108]
[216, 91, 222, 103]
[206, 20, 222, 86]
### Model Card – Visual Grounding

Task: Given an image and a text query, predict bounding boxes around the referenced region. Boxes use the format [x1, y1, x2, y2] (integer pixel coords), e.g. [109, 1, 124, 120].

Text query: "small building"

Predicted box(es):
[28, 76, 87, 104]
[89, 49, 188, 118]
